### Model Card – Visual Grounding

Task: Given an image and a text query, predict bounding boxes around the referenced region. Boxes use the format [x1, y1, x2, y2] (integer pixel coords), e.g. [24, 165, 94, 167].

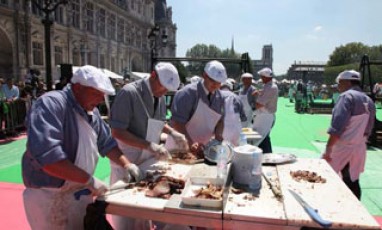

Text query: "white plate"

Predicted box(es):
[262, 153, 297, 164]
[181, 177, 223, 209]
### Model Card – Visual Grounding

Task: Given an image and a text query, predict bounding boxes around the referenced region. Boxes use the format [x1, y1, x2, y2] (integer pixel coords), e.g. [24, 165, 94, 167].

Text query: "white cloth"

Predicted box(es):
[223, 95, 242, 146]
[252, 107, 274, 147]
[240, 93, 253, 128]
[24, 112, 98, 230]
[111, 89, 164, 230]
[329, 105, 370, 181]
[185, 99, 222, 145]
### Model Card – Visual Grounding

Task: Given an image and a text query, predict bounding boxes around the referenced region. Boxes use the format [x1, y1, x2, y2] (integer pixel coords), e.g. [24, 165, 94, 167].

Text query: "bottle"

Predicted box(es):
[239, 132, 247, 146]
[216, 146, 228, 180]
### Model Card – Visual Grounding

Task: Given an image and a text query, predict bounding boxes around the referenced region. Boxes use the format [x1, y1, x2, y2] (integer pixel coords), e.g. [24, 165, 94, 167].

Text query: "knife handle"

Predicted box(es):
[305, 206, 332, 228]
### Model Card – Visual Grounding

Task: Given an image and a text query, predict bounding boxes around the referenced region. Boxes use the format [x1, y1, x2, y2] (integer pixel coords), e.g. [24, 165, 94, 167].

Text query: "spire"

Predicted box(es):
[231, 35, 235, 54]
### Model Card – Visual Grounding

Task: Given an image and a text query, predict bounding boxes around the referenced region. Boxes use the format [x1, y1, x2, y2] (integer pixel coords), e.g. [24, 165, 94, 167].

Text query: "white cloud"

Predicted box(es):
[314, 26, 323, 32]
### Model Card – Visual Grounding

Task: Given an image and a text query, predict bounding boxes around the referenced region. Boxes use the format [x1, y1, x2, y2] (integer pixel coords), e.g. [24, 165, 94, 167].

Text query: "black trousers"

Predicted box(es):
[259, 134, 272, 153]
[341, 163, 361, 200]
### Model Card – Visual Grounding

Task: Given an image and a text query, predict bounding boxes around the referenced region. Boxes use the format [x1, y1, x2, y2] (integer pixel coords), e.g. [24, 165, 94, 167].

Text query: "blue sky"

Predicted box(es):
[166, 0, 382, 75]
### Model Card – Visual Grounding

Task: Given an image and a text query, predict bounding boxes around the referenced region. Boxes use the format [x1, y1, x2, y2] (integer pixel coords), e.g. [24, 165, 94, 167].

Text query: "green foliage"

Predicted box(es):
[185, 43, 246, 79]
[173, 61, 187, 83]
[325, 42, 382, 84]
[328, 42, 370, 66]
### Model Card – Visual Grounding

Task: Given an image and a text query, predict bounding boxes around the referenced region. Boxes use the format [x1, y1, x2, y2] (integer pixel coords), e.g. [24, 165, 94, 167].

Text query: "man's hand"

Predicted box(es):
[147, 142, 172, 160]
[86, 176, 108, 196]
[123, 163, 144, 182]
[170, 130, 189, 152]
[322, 146, 333, 162]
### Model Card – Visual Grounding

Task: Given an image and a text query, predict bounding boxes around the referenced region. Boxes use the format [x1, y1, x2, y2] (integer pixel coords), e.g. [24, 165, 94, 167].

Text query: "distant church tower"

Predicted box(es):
[252, 44, 273, 76]
[155, 0, 177, 57]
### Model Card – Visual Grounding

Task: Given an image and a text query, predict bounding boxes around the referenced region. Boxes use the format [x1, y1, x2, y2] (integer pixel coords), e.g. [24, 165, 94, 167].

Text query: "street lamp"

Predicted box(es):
[32, 0, 69, 91]
[148, 24, 168, 70]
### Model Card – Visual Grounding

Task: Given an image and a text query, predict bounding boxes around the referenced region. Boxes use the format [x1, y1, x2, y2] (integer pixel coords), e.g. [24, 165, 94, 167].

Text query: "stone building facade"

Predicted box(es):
[0, 0, 176, 83]
[252, 44, 273, 77]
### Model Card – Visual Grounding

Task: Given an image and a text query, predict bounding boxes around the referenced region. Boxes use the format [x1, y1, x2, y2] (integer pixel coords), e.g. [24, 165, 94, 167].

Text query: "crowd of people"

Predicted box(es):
[0, 61, 372, 229]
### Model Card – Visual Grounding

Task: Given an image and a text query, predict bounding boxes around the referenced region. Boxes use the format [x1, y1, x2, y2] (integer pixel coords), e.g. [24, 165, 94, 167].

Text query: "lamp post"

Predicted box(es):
[32, 0, 69, 91]
[148, 24, 168, 70]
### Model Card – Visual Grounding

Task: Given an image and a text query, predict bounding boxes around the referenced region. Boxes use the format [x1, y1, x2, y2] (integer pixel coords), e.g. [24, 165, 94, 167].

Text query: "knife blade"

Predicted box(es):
[288, 189, 332, 228]
[74, 182, 137, 200]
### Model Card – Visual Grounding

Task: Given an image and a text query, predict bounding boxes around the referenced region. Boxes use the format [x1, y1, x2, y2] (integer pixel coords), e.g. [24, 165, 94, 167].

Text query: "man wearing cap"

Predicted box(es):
[323, 70, 375, 200]
[252, 67, 278, 153]
[221, 81, 247, 146]
[109, 62, 188, 229]
[21, 65, 143, 229]
[239, 72, 257, 128]
[171, 60, 227, 149]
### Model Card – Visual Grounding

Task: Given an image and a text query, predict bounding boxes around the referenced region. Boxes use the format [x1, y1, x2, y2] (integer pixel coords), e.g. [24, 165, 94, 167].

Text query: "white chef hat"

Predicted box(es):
[221, 81, 233, 91]
[204, 60, 227, 83]
[257, 67, 273, 78]
[336, 70, 361, 83]
[154, 62, 180, 91]
[71, 65, 115, 95]
[241, 72, 253, 79]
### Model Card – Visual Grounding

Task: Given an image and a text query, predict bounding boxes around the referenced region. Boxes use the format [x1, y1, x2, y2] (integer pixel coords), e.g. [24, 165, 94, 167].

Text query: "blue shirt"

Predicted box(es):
[22, 86, 117, 188]
[109, 78, 166, 139]
[1, 84, 19, 100]
[171, 81, 225, 124]
[328, 86, 375, 137]
[221, 90, 247, 122]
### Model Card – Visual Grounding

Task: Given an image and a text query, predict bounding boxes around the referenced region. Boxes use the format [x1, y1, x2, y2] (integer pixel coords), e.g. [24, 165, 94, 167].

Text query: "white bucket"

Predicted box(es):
[232, 144, 263, 191]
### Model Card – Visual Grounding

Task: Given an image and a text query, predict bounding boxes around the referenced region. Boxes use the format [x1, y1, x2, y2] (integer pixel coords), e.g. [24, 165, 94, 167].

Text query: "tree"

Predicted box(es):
[326, 42, 382, 84]
[185, 43, 245, 79]
[328, 42, 370, 66]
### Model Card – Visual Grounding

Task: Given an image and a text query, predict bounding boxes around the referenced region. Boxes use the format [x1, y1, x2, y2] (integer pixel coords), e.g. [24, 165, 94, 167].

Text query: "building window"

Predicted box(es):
[54, 46, 63, 65]
[111, 57, 116, 72]
[71, 0, 80, 29]
[54, 6, 64, 24]
[32, 42, 43, 66]
[0, 0, 8, 6]
[98, 9, 106, 37]
[31, 0, 43, 16]
[72, 50, 80, 66]
[117, 19, 124, 42]
[85, 3, 94, 33]
[108, 13, 116, 40]
[100, 54, 105, 68]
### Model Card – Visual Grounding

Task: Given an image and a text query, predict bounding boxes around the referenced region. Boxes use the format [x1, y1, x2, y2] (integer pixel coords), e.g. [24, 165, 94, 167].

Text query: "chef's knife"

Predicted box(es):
[289, 189, 332, 228]
[74, 182, 136, 200]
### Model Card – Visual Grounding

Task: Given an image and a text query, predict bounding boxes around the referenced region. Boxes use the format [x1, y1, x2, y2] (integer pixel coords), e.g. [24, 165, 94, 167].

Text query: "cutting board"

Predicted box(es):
[223, 166, 287, 226]
[278, 158, 380, 229]
[104, 160, 192, 211]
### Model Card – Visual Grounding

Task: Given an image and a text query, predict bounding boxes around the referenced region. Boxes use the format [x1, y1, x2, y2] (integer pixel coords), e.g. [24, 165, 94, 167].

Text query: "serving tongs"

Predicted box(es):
[262, 173, 283, 200]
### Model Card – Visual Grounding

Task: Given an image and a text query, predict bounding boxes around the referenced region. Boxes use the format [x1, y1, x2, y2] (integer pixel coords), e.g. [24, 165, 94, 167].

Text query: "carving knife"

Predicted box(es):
[289, 189, 332, 228]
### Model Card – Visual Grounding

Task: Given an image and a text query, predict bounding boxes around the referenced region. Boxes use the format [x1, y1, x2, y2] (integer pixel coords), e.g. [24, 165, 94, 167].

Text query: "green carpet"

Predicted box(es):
[0, 97, 381, 215]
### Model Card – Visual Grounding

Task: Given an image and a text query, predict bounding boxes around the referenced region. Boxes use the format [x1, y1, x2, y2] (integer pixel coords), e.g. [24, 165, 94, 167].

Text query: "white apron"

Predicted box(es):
[240, 93, 253, 128]
[223, 96, 242, 146]
[252, 107, 274, 146]
[329, 105, 370, 181]
[111, 90, 164, 230]
[185, 99, 222, 145]
[23, 112, 99, 230]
